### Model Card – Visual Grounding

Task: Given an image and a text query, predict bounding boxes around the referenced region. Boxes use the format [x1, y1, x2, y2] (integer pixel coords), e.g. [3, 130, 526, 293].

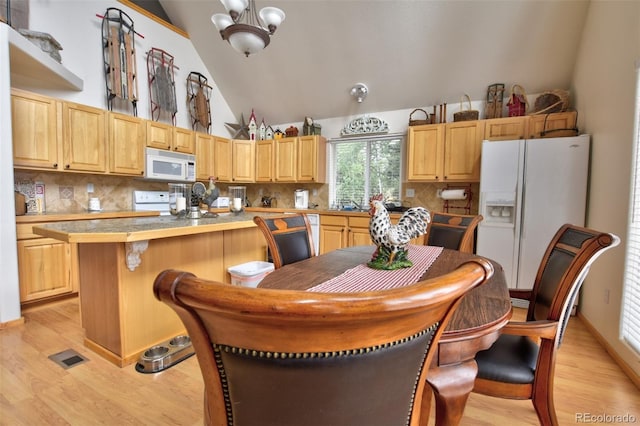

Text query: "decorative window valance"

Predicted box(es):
[341, 116, 389, 136]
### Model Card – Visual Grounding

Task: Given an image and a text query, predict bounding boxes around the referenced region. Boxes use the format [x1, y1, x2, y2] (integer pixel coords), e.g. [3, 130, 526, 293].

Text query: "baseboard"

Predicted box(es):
[0, 316, 25, 329]
[577, 312, 640, 390]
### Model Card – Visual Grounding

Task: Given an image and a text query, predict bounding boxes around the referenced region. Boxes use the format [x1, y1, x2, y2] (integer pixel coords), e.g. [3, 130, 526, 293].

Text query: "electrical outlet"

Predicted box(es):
[87, 183, 94, 193]
[405, 188, 415, 198]
[312, 189, 318, 196]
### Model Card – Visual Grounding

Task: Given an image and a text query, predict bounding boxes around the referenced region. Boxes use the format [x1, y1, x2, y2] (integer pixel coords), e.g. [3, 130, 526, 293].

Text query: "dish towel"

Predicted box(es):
[307, 245, 444, 293]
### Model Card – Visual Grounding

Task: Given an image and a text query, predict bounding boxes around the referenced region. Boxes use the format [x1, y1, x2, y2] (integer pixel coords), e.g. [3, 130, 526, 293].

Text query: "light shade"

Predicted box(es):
[259, 7, 285, 32]
[226, 24, 270, 56]
[211, 0, 285, 57]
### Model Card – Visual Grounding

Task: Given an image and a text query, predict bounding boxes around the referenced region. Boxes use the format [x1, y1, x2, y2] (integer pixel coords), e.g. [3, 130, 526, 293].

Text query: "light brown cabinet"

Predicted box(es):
[15, 222, 76, 304]
[528, 111, 577, 139]
[62, 102, 107, 172]
[444, 120, 484, 181]
[275, 136, 297, 182]
[11, 89, 60, 170]
[173, 127, 196, 154]
[274, 135, 327, 183]
[319, 215, 348, 254]
[297, 135, 327, 183]
[146, 122, 195, 154]
[255, 139, 274, 182]
[347, 216, 373, 247]
[213, 136, 232, 182]
[232, 139, 256, 182]
[407, 121, 483, 182]
[108, 112, 146, 176]
[12, 90, 108, 174]
[484, 116, 527, 140]
[195, 132, 215, 181]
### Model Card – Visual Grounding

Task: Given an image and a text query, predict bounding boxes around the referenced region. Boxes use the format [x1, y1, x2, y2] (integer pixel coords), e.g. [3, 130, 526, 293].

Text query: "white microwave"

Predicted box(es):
[145, 147, 196, 182]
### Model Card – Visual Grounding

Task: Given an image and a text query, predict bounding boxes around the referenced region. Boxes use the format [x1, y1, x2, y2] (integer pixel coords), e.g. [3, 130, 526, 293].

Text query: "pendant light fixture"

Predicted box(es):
[211, 0, 285, 57]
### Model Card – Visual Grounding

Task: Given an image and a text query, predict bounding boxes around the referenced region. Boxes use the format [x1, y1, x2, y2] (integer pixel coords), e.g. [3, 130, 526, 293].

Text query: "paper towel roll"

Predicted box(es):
[440, 189, 467, 200]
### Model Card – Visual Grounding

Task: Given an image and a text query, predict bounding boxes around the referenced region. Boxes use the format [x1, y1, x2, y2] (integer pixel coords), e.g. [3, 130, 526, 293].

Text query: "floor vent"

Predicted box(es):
[48, 349, 89, 369]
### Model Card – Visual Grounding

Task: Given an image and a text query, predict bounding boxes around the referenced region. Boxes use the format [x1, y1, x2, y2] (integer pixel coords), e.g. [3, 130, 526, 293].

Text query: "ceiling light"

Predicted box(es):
[211, 0, 285, 57]
[350, 83, 368, 103]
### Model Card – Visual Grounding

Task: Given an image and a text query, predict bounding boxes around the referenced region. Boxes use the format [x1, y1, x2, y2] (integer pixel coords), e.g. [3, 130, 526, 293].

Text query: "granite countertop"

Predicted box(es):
[32, 211, 278, 243]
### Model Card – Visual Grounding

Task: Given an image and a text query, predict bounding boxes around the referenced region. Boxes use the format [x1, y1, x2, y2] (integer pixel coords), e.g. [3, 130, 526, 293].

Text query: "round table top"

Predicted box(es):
[259, 245, 512, 335]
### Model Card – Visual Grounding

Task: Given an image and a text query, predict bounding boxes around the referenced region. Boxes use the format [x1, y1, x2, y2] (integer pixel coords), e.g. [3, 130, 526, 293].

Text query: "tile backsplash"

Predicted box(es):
[14, 171, 479, 214]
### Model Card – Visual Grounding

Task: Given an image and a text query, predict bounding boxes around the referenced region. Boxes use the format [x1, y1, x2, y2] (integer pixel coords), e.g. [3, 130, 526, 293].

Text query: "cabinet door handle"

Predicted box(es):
[65, 164, 71, 169]
[52, 163, 58, 168]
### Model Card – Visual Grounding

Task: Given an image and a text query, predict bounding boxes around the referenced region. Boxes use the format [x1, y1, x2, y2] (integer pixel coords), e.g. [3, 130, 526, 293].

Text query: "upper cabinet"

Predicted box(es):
[232, 139, 256, 183]
[407, 121, 483, 182]
[62, 102, 106, 172]
[484, 116, 527, 140]
[275, 136, 297, 182]
[11, 89, 60, 170]
[297, 135, 327, 183]
[147, 121, 195, 154]
[195, 132, 215, 181]
[275, 136, 326, 183]
[406, 124, 444, 181]
[255, 139, 274, 182]
[173, 127, 195, 154]
[108, 112, 145, 176]
[528, 111, 577, 139]
[11, 89, 106, 173]
[213, 136, 233, 182]
[444, 120, 484, 181]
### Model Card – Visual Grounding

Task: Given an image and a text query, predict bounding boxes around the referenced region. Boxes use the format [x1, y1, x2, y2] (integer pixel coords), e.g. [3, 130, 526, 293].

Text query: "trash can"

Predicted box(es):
[227, 261, 275, 288]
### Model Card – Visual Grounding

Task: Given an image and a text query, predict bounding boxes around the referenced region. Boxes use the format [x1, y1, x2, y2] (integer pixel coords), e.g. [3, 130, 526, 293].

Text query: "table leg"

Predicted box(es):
[426, 360, 478, 426]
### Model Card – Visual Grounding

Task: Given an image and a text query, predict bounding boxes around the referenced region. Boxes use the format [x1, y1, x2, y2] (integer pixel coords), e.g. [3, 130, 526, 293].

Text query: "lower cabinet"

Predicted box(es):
[16, 231, 76, 304]
[319, 214, 425, 254]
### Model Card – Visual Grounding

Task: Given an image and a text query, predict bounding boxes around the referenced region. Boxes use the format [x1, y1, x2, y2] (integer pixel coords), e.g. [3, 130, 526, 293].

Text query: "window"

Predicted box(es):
[328, 134, 403, 209]
[621, 63, 640, 355]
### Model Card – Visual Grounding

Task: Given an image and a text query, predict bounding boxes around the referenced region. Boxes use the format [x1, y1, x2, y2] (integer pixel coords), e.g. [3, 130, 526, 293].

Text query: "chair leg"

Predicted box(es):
[532, 391, 558, 426]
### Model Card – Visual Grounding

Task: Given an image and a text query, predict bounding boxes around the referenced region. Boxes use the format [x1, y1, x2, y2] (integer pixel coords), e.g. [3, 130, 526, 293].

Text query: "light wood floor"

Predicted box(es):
[1, 299, 638, 425]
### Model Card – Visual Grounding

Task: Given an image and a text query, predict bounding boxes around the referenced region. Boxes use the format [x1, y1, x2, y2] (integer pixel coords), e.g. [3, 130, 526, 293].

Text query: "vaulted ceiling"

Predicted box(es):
[158, 0, 589, 125]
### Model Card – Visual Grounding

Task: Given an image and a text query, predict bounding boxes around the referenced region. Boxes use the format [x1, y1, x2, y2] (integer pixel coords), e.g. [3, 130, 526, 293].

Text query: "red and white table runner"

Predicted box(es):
[307, 245, 444, 293]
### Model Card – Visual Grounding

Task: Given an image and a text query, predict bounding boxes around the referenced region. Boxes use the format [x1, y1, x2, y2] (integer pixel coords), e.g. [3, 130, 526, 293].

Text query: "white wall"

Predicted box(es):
[27, 0, 235, 134]
[573, 1, 640, 376]
[0, 0, 237, 324]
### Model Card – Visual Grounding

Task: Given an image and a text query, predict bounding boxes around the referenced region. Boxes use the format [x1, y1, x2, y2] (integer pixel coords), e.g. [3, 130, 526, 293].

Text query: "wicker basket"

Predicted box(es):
[453, 94, 479, 122]
[531, 89, 570, 115]
[408, 108, 431, 126]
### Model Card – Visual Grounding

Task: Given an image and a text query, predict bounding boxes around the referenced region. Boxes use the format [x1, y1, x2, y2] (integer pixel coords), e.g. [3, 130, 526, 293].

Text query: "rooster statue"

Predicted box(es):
[368, 194, 431, 270]
[202, 176, 220, 208]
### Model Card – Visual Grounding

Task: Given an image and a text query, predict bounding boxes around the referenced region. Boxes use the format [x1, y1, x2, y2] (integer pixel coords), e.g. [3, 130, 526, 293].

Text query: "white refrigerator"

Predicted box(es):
[476, 135, 590, 292]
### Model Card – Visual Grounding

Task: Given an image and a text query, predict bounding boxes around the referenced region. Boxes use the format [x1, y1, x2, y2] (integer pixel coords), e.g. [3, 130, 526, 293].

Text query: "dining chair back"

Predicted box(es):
[253, 214, 315, 269]
[473, 224, 620, 426]
[153, 257, 494, 426]
[424, 212, 483, 253]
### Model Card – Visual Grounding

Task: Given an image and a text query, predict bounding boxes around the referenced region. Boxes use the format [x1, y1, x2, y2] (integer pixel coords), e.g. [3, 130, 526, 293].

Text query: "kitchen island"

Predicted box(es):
[33, 212, 271, 367]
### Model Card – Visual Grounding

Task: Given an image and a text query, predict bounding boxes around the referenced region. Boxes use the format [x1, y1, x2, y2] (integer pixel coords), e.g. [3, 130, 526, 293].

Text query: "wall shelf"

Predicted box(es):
[3, 24, 83, 91]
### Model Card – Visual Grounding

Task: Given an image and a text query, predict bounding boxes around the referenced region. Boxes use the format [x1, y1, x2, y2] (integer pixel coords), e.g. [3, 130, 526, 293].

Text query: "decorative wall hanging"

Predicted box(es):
[340, 116, 389, 136]
[99, 8, 141, 115]
[147, 47, 178, 124]
[225, 113, 250, 139]
[187, 72, 213, 133]
[303, 116, 321, 135]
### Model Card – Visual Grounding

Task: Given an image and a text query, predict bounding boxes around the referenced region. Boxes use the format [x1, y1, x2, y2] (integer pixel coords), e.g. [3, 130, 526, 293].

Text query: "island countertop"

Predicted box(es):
[32, 212, 273, 243]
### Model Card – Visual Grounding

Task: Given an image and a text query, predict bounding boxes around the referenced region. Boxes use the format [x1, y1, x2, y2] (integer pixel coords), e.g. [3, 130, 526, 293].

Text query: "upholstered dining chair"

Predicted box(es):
[424, 212, 483, 253]
[153, 258, 495, 426]
[253, 214, 315, 269]
[472, 224, 620, 426]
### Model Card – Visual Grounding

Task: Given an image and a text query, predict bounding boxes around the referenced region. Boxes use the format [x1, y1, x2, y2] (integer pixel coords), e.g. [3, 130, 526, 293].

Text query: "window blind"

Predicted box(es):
[621, 61, 640, 354]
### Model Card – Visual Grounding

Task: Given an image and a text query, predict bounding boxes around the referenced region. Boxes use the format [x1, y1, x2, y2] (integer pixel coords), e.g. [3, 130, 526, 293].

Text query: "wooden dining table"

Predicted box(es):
[258, 245, 513, 426]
